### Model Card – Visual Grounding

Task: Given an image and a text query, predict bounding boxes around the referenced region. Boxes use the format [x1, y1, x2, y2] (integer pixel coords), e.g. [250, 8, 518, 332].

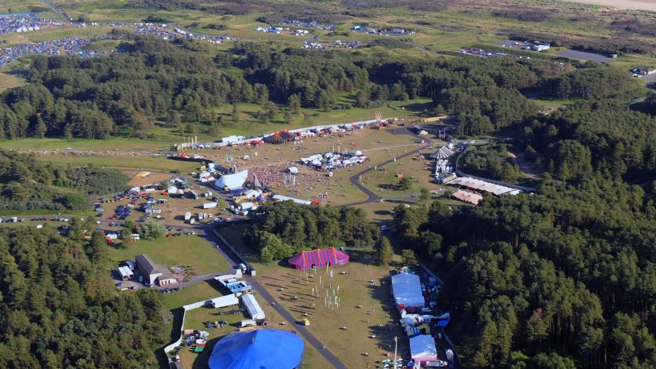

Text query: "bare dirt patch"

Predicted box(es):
[126, 171, 174, 187]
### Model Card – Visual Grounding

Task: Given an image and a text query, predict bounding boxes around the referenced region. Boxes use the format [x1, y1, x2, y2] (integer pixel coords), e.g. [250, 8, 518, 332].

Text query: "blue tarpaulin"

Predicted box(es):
[208, 330, 304, 369]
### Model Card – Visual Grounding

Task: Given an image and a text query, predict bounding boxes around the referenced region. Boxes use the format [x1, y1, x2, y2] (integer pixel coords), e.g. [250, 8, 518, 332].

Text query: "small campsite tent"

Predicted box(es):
[214, 170, 248, 191]
[429, 146, 454, 160]
[410, 335, 438, 364]
[208, 330, 304, 369]
[288, 247, 349, 270]
[391, 273, 425, 308]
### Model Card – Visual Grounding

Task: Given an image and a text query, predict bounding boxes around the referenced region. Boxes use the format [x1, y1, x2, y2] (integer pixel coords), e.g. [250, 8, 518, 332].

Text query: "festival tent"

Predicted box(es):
[429, 146, 454, 160]
[208, 329, 304, 369]
[391, 273, 425, 308]
[452, 190, 483, 205]
[242, 293, 265, 320]
[280, 130, 295, 141]
[264, 132, 285, 144]
[410, 335, 438, 364]
[214, 170, 248, 191]
[288, 247, 349, 270]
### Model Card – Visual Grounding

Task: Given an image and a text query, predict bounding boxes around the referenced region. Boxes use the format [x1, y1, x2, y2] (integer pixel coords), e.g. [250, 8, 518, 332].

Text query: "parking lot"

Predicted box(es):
[556, 50, 613, 63]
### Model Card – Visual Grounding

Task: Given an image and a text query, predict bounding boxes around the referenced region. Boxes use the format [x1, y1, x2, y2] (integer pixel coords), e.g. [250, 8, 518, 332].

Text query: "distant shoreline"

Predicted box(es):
[565, 0, 656, 11]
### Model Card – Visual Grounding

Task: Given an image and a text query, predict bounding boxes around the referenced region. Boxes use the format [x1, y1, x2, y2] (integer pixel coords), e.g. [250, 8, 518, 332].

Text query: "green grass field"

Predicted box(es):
[108, 235, 230, 275]
[161, 279, 226, 310]
[0, 0, 50, 14]
[254, 258, 411, 368]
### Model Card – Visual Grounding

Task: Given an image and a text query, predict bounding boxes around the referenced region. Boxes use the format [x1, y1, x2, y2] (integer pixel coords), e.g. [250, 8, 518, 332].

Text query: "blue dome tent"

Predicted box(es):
[208, 330, 304, 369]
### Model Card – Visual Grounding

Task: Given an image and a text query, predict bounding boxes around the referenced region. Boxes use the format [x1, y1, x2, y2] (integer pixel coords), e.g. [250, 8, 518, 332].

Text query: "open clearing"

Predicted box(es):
[565, 0, 656, 11]
[253, 257, 411, 369]
[108, 235, 230, 275]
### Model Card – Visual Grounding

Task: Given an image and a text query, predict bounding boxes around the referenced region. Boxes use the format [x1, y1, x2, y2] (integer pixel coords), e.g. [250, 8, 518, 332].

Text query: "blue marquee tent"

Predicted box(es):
[208, 329, 304, 369]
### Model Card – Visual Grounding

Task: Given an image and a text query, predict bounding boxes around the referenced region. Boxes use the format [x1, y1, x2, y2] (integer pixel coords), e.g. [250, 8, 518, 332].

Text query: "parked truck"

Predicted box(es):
[203, 202, 218, 209]
[184, 212, 192, 221]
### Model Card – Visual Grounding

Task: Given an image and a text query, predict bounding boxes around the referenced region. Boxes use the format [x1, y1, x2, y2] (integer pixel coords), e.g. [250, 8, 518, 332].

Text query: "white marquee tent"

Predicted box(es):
[410, 335, 438, 363]
[209, 294, 239, 308]
[214, 170, 248, 190]
[391, 273, 425, 308]
[242, 293, 265, 320]
[429, 146, 454, 160]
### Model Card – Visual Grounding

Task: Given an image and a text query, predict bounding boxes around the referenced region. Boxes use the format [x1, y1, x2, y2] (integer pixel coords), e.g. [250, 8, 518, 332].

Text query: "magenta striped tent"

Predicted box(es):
[288, 248, 349, 270]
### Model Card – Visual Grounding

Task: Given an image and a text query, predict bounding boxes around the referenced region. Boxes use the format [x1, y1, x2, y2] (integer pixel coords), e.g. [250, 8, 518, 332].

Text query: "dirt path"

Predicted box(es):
[508, 152, 541, 180]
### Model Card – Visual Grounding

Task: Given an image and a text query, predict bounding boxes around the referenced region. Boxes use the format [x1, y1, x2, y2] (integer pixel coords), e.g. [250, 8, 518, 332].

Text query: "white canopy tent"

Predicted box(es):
[391, 273, 425, 308]
[209, 294, 239, 308]
[410, 335, 438, 363]
[429, 146, 454, 160]
[242, 293, 265, 320]
[214, 170, 248, 190]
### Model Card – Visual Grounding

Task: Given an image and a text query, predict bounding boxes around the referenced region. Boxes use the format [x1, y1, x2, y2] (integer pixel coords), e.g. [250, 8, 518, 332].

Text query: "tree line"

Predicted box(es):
[243, 201, 379, 262]
[0, 35, 644, 140]
[0, 224, 170, 368]
[0, 150, 128, 212]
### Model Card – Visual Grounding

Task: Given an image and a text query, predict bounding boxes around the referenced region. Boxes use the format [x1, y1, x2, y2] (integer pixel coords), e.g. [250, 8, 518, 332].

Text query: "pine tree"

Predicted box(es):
[377, 236, 394, 265]
[401, 249, 417, 266]
[35, 116, 47, 138]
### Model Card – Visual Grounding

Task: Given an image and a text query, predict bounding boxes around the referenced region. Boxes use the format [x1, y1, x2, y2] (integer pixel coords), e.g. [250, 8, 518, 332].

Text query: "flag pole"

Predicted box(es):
[393, 336, 398, 366]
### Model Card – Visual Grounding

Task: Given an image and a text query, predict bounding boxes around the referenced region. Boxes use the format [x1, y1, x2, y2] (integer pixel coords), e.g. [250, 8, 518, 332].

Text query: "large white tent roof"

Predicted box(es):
[449, 176, 520, 196]
[429, 146, 454, 160]
[242, 293, 265, 320]
[209, 294, 239, 308]
[410, 335, 438, 362]
[214, 170, 248, 190]
[452, 190, 483, 205]
[391, 273, 425, 308]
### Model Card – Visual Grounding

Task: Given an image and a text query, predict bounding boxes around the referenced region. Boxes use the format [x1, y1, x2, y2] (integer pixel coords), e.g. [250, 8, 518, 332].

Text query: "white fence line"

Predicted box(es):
[164, 295, 227, 354]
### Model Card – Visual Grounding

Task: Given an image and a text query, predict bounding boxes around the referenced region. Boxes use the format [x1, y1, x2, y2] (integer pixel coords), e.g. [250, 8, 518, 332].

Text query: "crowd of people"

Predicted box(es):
[0, 13, 62, 35]
[0, 36, 103, 69]
[247, 162, 350, 200]
[29, 149, 149, 157]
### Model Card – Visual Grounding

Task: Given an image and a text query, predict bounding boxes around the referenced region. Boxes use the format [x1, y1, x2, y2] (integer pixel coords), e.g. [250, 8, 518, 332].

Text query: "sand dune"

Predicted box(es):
[566, 0, 656, 11]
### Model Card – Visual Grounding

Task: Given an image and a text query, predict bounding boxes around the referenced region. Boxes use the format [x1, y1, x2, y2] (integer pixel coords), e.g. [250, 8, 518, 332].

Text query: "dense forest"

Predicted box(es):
[460, 144, 523, 183]
[0, 225, 170, 368]
[518, 99, 656, 181]
[0, 36, 638, 139]
[243, 200, 379, 262]
[393, 175, 656, 369]
[0, 150, 128, 211]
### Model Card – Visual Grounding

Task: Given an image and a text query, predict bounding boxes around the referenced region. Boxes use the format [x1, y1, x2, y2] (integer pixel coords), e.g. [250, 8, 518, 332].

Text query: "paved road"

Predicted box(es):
[40, 0, 70, 21]
[344, 127, 434, 206]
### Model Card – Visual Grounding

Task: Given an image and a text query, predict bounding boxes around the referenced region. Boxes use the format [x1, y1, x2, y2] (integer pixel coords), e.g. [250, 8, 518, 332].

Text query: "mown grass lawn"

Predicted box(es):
[108, 235, 230, 275]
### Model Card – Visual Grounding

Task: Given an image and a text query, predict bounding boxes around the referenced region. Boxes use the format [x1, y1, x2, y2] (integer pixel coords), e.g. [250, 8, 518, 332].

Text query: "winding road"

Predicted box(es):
[344, 126, 434, 206]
